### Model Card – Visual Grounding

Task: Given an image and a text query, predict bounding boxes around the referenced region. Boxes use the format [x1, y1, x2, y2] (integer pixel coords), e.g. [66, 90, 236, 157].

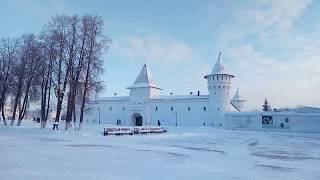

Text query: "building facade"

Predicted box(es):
[225, 107, 320, 133]
[84, 53, 320, 133]
[84, 53, 244, 127]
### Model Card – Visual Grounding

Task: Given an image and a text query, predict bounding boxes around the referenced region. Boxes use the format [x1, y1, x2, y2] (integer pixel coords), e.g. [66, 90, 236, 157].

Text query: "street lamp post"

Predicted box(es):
[98, 107, 101, 124]
[175, 111, 178, 126]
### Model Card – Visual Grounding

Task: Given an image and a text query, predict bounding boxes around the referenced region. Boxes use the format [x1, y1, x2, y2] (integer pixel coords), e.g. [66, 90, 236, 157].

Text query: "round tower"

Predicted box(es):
[204, 52, 234, 126]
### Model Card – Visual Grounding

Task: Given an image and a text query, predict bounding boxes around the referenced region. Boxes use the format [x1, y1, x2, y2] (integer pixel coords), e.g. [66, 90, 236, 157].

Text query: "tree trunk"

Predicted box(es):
[2, 107, 7, 126]
[73, 103, 77, 131]
[79, 57, 92, 130]
[11, 81, 23, 126]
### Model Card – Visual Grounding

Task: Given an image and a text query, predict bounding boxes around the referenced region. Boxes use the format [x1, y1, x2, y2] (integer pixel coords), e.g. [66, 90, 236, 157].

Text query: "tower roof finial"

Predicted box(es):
[204, 50, 234, 79]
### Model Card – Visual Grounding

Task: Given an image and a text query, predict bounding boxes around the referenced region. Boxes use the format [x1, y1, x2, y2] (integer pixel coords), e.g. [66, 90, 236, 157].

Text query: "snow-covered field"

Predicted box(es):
[1, 121, 320, 180]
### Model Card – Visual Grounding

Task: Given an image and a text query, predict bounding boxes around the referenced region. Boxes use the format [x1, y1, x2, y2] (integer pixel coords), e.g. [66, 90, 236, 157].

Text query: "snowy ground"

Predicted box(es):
[1, 121, 320, 180]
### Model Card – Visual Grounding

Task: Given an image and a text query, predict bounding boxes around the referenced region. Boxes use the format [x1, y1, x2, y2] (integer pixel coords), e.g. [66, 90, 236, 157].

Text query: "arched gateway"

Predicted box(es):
[131, 113, 143, 126]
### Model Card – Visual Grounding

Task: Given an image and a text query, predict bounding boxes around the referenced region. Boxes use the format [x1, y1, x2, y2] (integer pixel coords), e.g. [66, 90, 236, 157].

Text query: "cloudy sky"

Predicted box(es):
[1, 0, 319, 110]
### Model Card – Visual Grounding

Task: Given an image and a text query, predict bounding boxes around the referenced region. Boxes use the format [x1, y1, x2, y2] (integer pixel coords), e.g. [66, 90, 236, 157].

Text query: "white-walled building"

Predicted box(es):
[85, 53, 243, 127]
[225, 107, 320, 133]
[84, 53, 320, 133]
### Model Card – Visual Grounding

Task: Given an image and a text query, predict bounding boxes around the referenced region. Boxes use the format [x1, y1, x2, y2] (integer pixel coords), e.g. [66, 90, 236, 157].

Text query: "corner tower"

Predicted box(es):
[204, 53, 234, 126]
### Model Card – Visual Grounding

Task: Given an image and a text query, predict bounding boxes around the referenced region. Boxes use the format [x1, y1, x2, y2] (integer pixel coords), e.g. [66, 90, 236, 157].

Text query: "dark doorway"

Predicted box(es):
[135, 116, 143, 126]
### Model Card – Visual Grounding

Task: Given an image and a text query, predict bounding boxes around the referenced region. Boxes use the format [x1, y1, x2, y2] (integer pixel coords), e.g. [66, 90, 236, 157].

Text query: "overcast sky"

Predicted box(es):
[1, 0, 319, 110]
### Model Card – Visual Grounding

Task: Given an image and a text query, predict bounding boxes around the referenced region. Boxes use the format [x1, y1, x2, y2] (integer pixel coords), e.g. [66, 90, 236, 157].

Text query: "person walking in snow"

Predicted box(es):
[157, 120, 161, 127]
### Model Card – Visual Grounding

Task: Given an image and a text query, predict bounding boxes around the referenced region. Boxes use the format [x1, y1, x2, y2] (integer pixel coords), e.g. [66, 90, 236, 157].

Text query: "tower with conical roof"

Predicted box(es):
[126, 64, 162, 126]
[127, 63, 162, 104]
[204, 52, 234, 126]
[230, 89, 246, 111]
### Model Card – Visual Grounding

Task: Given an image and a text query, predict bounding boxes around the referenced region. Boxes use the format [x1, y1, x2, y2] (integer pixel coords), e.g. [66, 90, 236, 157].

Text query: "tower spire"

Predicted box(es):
[217, 51, 222, 62]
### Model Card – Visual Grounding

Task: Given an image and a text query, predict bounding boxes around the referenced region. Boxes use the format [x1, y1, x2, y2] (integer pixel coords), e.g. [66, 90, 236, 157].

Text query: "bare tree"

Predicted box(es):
[0, 14, 109, 129]
[78, 15, 110, 130]
[0, 38, 18, 125]
[10, 34, 38, 125]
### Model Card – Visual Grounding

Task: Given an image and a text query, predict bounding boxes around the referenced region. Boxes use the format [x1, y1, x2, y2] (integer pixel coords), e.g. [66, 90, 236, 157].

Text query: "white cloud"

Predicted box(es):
[112, 35, 196, 64]
[228, 44, 320, 110]
[242, 0, 312, 31]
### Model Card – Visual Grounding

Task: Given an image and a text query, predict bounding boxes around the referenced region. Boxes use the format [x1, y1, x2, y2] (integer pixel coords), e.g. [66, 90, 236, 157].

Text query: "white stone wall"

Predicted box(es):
[225, 112, 320, 133]
[149, 98, 211, 126]
[83, 96, 225, 127]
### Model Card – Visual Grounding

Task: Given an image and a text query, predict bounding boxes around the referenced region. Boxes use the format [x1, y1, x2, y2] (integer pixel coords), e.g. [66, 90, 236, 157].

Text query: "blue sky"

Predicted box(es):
[1, 0, 319, 110]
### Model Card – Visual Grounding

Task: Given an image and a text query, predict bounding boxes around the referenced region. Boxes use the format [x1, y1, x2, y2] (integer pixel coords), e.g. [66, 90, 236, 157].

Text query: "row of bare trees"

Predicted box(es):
[0, 14, 110, 130]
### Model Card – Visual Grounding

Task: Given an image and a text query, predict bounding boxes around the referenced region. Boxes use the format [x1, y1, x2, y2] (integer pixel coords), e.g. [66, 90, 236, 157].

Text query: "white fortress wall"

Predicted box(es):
[150, 96, 211, 126]
[225, 111, 320, 133]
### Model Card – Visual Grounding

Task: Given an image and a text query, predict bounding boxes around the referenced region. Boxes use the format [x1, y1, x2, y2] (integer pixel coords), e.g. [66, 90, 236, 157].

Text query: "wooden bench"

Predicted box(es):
[103, 127, 134, 136]
[151, 127, 167, 134]
[104, 126, 167, 136]
[134, 126, 167, 135]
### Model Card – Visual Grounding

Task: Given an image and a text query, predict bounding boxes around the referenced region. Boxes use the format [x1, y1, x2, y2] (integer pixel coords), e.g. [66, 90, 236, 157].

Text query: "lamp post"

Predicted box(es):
[175, 110, 178, 126]
[98, 107, 101, 124]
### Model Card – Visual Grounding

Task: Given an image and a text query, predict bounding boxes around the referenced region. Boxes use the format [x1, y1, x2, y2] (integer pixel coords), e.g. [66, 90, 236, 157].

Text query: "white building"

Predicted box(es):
[85, 53, 243, 127]
[225, 107, 320, 133]
[84, 53, 320, 133]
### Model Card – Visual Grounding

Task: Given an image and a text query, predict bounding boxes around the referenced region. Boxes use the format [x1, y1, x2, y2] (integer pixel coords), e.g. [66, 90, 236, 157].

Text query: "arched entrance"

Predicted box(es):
[131, 113, 143, 126]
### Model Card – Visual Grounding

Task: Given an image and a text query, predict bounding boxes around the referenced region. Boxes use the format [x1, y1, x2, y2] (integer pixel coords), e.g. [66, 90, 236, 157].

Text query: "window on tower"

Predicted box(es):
[188, 106, 191, 111]
[171, 107, 174, 111]
[203, 106, 206, 111]
[155, 106, 158, 111]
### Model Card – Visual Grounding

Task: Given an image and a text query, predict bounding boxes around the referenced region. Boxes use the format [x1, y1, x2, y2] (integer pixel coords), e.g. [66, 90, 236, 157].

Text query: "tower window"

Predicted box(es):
[122, 107, 125, 111]
[188, 106, 191, 111]
[222, 75, 223, 80]
[218, 86, 220, 88]
[155, 106, 158, 111]
[214, 86, 215, 89]
[171, 107, 174, 111]
[212, 76, 214, 80]
[203, 106, 206, 111]
[218, 107, 220, 111]
[217, 75, 219, 80]
[109, 106, 112, 111]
